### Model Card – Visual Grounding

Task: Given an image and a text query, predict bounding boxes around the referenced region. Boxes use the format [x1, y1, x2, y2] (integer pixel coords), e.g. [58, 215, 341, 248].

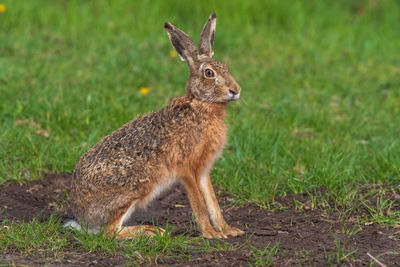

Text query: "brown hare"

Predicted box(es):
[67, 13, 243, 239]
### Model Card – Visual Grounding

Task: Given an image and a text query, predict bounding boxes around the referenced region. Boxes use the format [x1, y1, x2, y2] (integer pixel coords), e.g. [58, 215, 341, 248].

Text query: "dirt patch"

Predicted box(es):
[1, 173, 399, 266]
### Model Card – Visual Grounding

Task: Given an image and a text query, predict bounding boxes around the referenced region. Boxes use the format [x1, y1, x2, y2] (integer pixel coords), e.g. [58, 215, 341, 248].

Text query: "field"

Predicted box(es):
[1, 0, 400, 265]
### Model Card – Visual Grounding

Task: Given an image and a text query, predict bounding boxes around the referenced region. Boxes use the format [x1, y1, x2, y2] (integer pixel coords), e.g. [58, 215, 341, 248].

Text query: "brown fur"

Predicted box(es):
[70, 13, 243, 239]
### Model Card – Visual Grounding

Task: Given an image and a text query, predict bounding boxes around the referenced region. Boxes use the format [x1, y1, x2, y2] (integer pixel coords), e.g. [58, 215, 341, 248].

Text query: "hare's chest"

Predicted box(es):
[205, 122, 228, 152]
[195, 123, 227, 171]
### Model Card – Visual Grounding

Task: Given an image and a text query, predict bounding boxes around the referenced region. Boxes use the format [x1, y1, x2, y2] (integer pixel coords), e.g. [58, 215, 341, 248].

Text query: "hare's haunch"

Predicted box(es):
[67, 13, 243, 239]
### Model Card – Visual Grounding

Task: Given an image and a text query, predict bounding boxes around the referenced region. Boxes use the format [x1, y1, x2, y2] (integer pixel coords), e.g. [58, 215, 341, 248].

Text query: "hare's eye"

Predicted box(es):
[204, 69, 215, 78]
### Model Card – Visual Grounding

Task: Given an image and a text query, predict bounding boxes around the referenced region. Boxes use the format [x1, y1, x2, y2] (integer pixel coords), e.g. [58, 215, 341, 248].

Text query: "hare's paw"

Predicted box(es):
[223, 225, 244, 237]
[202, 229, 228, 239]
[116, 225, 166, 239]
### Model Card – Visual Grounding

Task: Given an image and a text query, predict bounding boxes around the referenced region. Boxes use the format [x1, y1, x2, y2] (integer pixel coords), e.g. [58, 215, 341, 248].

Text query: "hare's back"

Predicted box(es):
[73, 99, 204, 187]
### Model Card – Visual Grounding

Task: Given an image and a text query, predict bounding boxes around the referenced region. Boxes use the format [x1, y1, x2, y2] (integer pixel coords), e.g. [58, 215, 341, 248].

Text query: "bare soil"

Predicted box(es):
[0, 173, 399, 266]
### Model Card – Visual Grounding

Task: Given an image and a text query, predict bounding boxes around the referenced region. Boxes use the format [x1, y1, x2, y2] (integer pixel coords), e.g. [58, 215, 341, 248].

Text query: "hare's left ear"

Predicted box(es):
[199, 13, 216, 57]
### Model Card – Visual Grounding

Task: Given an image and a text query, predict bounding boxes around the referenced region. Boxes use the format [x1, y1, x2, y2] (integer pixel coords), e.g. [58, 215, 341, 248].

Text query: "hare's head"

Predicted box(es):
[165, 13, 241, 103]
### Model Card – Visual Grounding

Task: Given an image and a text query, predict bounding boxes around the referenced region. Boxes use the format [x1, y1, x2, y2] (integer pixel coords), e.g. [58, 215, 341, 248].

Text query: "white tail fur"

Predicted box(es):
[63, 219, 99, 234]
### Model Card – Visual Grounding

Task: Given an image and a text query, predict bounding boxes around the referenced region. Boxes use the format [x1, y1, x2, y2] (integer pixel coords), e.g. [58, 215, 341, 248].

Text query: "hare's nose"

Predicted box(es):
[229, 89, 239, 95]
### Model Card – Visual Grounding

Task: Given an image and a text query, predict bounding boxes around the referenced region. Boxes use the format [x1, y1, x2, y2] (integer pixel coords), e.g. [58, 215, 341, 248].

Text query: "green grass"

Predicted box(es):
[0, 216, 68, 256]
[249, 242, 280, 267]
[1, 0, 400, 264]
[0, 217, 234, 265]
[324, 237, 357, 265]
[361, 191, 400, 225]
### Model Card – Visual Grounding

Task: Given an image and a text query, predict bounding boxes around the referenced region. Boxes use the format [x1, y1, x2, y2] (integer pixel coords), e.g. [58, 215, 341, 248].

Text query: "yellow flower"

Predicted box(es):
[139, 87, 149, 95]
[169, 50, 177, 58]
[0, 4, 6, 13]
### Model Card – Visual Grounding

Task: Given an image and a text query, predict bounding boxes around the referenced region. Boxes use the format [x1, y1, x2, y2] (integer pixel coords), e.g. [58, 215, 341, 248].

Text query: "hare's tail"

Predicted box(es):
[63, 219, 100, 234]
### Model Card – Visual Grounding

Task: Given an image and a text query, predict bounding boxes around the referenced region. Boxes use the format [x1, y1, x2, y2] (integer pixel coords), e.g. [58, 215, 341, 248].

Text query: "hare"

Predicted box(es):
[67, 13, 243, 239]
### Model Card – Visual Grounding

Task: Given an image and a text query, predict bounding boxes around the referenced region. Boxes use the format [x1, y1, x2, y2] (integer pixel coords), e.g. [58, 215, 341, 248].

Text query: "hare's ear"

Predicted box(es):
[199, 13, 216, 57]
[165, 22, 198, 71]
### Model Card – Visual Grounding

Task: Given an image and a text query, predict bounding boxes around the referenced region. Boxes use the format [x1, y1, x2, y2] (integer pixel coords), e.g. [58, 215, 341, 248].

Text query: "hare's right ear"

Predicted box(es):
[199, 13, 216, 57]
[165, 22, 198, 71]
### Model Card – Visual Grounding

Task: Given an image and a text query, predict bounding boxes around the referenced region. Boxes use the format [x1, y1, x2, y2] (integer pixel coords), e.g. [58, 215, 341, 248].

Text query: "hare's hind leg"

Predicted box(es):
[107, 200, 165, 239]
[199, 173, 244, 237]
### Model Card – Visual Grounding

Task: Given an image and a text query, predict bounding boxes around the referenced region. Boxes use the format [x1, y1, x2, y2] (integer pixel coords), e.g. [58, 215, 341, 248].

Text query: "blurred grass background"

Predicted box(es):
[1, 0, 399, 201]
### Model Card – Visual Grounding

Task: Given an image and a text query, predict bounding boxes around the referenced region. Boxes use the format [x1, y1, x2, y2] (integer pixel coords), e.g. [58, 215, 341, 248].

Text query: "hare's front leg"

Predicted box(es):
[199, 173, 244, 237]
[182, 174, 227, 239]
